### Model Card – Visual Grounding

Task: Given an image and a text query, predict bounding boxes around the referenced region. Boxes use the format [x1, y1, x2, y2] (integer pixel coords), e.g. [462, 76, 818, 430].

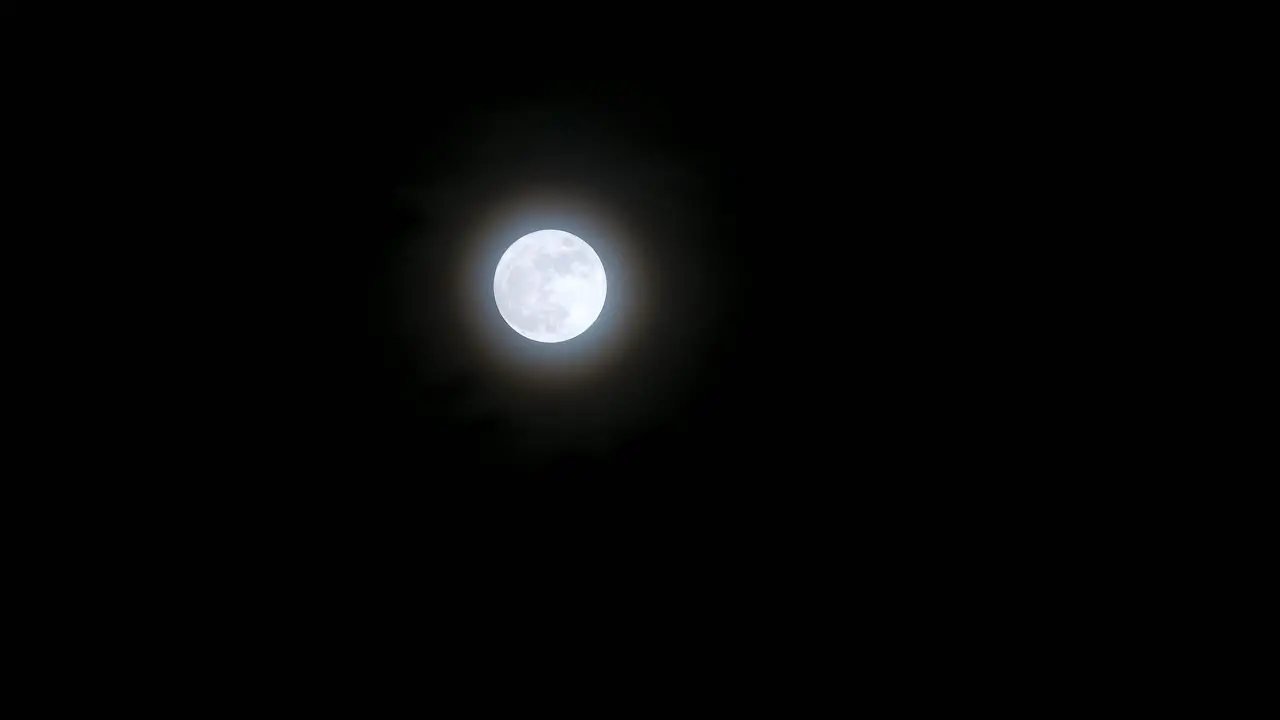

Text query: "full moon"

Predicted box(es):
[493, 229, 607, 343]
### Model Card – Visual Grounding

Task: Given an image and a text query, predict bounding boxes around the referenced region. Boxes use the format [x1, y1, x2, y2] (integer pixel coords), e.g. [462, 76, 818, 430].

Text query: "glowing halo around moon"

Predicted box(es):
[398, 186, 666, 397]
[396, 178, 717, 445]
[392, 106, 722, 447]
[493, 229, 607, 343]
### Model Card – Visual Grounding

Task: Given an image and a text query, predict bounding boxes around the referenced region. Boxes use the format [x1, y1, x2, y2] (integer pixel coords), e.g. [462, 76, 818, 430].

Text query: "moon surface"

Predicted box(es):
[493, 229, 607, 343]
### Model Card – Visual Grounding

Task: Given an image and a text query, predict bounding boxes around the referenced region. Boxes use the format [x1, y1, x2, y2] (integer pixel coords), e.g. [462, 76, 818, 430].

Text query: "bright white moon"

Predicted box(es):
[493, 229, 607, 343]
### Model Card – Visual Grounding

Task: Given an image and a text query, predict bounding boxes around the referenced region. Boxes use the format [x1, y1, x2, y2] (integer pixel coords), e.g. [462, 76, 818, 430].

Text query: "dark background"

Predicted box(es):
[2, 8, 1082, 569]
[150, 50, 1038, 666]
[12, 14, 1112, 689]
[166, 30, 1050, 532]
[20, 11, 1072, 561]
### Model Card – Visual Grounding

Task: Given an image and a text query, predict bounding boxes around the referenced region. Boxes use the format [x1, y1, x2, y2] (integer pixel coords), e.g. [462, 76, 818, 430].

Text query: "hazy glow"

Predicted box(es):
[398, 175, 714, 446]
[394, 107, 717, 447]
[394, 186, 656, 394]
[493, 229, 607, 343]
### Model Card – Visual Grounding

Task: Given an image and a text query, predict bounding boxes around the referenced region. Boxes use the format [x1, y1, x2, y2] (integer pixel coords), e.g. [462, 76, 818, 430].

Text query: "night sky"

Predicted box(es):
[29, 17, 1078, 676]
[170, 30, 1036, 545]
[288, 87, 769, 505]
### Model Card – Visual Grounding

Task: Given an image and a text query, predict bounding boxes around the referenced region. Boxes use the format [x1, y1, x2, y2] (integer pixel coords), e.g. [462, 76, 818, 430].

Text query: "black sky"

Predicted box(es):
[3, 15, 1103, 679]
[109, 16, 1057, 543]
[270, 87, 761, 486]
